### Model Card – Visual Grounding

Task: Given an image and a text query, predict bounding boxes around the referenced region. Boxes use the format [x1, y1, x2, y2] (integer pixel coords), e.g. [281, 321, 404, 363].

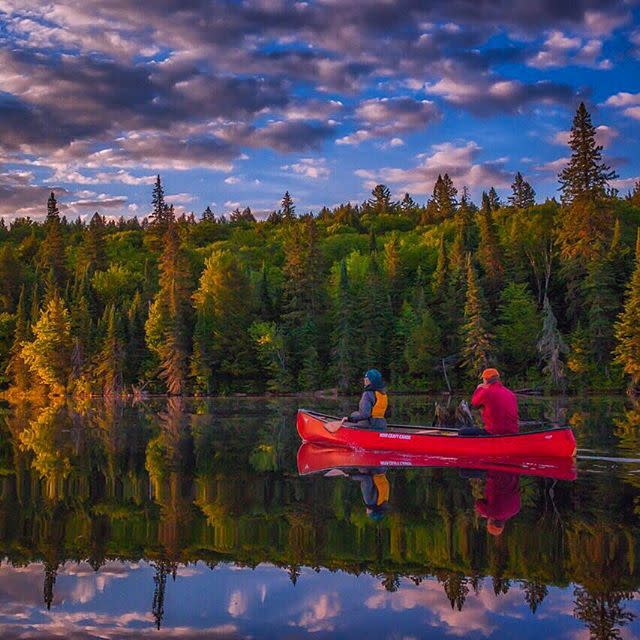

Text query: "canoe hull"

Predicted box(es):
[296, 409, 577, 458]
[297, 443, 577, 480]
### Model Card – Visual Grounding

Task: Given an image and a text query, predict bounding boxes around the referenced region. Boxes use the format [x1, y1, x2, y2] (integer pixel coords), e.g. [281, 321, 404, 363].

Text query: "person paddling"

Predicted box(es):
[471, 368, 519, 435]
[474, 471, 521, 536]
[341, 369, 388, 430]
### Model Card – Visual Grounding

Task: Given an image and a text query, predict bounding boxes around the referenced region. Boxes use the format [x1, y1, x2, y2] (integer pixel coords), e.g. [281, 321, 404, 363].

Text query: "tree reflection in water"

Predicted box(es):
[0, 396, 638, 637]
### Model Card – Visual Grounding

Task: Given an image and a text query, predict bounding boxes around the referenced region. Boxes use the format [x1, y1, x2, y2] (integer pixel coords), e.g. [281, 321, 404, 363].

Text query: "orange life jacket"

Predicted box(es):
[372, 474, 390, 505]
[371, 390, 388, 419]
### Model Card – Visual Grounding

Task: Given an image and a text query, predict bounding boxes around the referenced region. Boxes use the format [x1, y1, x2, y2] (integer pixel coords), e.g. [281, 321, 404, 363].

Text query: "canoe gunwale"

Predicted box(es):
[299, 408, 571, 438]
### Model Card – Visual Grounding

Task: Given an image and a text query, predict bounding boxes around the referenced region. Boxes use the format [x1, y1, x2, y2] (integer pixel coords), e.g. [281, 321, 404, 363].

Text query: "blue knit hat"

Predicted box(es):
[364, 368, 383, 389]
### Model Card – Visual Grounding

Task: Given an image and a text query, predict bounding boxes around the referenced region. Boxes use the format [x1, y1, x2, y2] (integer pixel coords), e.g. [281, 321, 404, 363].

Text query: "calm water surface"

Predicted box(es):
[0, 395, 639, 639]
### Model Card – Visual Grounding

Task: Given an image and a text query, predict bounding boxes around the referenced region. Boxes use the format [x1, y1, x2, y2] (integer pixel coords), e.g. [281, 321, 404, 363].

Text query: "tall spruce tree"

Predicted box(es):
[39, 192, 66, 289]
[559, 102, 617, 205]
[477, 192, 505, 302]
[460, 255, 493, 378]
[369, 184, 392, 215]
[281, 191, 296, 221]
[145, 221, 192, 394]
[93, 305, 125, 396]
[331, 259, 356, 392]
[508, 172, 536, 208]
[537, 296, 568, 391]
[431, 174, 457, 221]
[6, 285, 31, 389]
[487, 187, 501, 210]
[614, 229, 640, 395]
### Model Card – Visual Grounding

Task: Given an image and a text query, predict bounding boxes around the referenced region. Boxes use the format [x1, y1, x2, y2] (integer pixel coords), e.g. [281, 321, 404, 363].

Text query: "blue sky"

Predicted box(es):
[0, 0, 639, 220]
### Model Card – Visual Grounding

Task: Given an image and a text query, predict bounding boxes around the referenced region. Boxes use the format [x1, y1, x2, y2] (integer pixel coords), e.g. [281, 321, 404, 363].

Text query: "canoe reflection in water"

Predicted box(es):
[297, 443, 574, 530]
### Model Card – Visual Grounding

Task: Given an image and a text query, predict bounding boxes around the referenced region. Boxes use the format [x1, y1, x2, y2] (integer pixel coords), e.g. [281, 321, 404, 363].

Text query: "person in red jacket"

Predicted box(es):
[471, 368, 519, 435]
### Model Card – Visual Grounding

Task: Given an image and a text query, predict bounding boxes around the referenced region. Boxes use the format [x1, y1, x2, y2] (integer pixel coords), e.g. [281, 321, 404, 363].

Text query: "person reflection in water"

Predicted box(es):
[349, 468, 390, 521]
[474, 471, 521, 536]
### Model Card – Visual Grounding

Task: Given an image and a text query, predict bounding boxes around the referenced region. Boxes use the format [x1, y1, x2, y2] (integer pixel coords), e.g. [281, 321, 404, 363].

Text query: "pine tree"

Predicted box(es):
[487, 187, 501, 210]
[403, 304, 442, 387]
[383, 232, 403, 313]
[432, 234, 448, 303]
[81, 213, 107, 273]
[331, 259, 356, 392]
[39, 192, 67, 289]
[21, 293, 73, 394]
[125, 291, 147, 385]
[6, 285, 31, 389]
[460, 256, 493, 378]
[369, 184, 392, 215]
[477, 192, 504, 305]
[201, 206, 215, 222]
[583, 255, 619, 368]
[281, 191, 296, 221]
[257, 263, 275, 322]
[537, 296, 568, 391]
[559, 102, 617, 205]
[496, 283, 540, 377]
[508, 172, 536, 208]
[368, 226, 377, 254]
[145, 221, 192, 394]
[431, 174, 457, 221]
[151, 175, 166, 223]
[93, 305, 125, 396]
[614, 229, 640, 395]
[190, 250, 255, 392]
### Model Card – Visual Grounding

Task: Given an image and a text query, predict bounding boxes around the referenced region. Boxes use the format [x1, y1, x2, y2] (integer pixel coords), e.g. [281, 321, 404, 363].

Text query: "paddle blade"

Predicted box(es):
[324, 420, 343, 433]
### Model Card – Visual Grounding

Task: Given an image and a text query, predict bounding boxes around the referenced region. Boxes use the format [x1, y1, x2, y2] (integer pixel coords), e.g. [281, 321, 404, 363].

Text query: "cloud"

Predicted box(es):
[337, 97, 440, 145]
[355, 141, 512, 195]
[603, 92, 640, 121]
[528, 31, 612, 69]
[535, 157, 569, 173]
[425, 70, 576, 115]
[282, 157, 331, 179]
[0, 170, 70, 218]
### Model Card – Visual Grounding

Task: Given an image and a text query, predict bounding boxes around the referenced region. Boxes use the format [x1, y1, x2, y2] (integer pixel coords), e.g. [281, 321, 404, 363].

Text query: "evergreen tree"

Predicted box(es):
[559, 102, 617, 205]
[614, 229, 640, 395]
[21, 293, 73, 394]
[201, 206, 215, 222]
[537, 296, 567, 391]
[508, 172, 536, 208]
[477, 192, 505, 305]
[496, 283, 540, 377]
[6, 285, 31, 389]
[190, 250, 255, 393]
[257, 263, 275, 322]
[487, 187, 501, 210]
[93, 305, 125, 396]
[369, 184, 392, 215]
[80, 213, 107, 273]
[125, 291, 147, 385]
[0, 244, 23, 312]
[431, 174, 457, 221]
[383, 232, 403, 313]
[145, 221, 192, 394]
[39, 192, 67, 289]
[460, 256, 493, 378]
[151, 175, 166, 223]
[403, 304, 442, 388]
[432, 234, 448, 303]
[281, 191, 296, 221]
[368, 226, 377, 254]
[400, 192, 416, 213]
[331, 259, 356, 392]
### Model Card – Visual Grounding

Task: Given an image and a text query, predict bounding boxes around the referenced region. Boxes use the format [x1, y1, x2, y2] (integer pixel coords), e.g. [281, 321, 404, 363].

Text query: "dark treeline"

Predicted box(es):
[0, 398, 638, 636]
[1, 102, 640, 397]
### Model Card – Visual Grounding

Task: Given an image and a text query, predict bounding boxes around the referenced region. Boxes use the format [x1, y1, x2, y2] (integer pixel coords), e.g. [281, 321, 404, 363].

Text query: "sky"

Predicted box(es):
[0, 0, 639, 221]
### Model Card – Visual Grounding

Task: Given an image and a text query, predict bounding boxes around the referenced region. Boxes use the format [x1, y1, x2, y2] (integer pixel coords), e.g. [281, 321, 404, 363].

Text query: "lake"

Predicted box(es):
[0, 395, 639, 639]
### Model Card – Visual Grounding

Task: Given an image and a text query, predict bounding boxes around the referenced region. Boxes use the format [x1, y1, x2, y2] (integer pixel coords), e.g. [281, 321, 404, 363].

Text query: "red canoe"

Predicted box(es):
[297, 409, 577, 458]
[297, 443, 577, 480]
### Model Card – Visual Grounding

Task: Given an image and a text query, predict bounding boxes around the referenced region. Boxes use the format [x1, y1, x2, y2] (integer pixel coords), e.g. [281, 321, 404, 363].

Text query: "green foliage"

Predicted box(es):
[21, 294, 73, 394]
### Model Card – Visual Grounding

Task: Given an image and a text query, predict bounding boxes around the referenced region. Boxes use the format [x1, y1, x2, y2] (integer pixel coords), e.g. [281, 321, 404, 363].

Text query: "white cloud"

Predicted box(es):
[604, 92, 640, 107]
[224, 176, 241, 184]
[535, 157, 569, 173]
[282, 157, 331, 179]
[165, 192, 196, 204]
[528, 31, 611, 69]
[584, 10, 630, 36]
[355, 141, 511, 194]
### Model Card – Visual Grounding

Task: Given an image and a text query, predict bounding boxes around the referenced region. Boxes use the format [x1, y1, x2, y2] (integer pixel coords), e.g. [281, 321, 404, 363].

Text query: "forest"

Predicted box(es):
[1, 102, 639, 397]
